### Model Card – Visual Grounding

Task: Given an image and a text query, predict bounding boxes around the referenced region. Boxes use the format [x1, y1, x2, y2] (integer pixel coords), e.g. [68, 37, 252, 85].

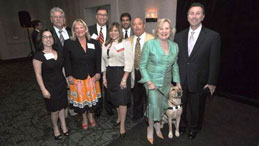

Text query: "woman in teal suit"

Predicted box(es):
[139, 18, 181, 144]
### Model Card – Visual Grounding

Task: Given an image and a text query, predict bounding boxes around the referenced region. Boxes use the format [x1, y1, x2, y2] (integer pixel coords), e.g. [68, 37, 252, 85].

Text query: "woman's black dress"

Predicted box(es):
[34, 51, 68, 112]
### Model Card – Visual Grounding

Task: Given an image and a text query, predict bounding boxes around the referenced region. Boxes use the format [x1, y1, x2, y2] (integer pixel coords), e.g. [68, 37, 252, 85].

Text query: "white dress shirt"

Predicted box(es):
[188, 24, 202, 49]
[53, 26, 69, 40]
[97, 23, 107, 42]
[122, 28, 131, 38]
[133, 32, 146, 57]
[101, 40, 133, 73]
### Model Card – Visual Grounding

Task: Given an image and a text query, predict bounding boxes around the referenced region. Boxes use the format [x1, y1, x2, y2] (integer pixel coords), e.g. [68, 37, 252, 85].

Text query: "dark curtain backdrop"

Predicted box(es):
[176, 0, 259, 101]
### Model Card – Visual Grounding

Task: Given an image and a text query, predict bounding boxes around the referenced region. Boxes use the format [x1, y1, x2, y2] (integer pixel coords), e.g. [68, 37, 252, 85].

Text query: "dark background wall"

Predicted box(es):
[176, 0, 259, 101]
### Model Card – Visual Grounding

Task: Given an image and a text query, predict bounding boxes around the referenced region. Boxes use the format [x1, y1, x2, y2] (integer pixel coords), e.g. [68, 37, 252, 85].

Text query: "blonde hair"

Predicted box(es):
[153, 18, 176, 39]
[71, 19, 90, 41]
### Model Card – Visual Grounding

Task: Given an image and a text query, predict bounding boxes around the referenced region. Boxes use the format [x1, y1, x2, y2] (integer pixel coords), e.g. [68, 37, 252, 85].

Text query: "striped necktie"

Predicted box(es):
[58, 30, 64, 46]
[99, 27, 104, 46]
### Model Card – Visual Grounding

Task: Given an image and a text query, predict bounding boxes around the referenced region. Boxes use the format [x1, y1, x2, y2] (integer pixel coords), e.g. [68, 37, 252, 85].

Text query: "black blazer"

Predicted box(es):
[88, 24, 109, 42]
[31, 30, 40, 52]
[64, 38, 101, 80]
[174, 27, 221, 92]
[50, 26, 72, 52]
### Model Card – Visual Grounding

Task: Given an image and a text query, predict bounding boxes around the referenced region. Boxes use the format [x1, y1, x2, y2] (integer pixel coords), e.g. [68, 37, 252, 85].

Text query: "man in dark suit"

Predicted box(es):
[49, 7, 71, 52]
[120, 13, 133, 39]
[31, 20, 42, 52]
[174, 3, 221, 139]
[88, 7, 114, 117]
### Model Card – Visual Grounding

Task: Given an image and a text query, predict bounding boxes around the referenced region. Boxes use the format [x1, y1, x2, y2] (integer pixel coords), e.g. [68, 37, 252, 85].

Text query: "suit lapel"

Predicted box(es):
[183, 29, 189, 59]
[189, 27, 206, 58]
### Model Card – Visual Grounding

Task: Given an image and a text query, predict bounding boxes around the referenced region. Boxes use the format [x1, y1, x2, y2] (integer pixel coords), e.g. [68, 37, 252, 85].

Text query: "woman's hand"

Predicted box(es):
[120, 79, 127, 89]
[68, 76, 74, 85]
[176, 82, 182, 90]
[94, 73, 101, 82]
[42, 89, 51, 99]
[103, 78, 107, 88]
[147, 81, 156, 90]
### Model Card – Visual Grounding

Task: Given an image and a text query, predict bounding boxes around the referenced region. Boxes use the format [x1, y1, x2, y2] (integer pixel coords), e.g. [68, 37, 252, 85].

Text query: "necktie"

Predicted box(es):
[125, 30, 128, 39]
[99, 27, 104, 46]
[188, 31, 195, 56]
[134, 37, 141, 69]
[58, 30, 64, 46]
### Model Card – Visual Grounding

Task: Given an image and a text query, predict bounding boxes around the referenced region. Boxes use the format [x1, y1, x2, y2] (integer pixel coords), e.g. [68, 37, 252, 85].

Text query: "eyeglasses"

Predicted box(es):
[97, 14, 108, 17]
[42, 35, 53, 39]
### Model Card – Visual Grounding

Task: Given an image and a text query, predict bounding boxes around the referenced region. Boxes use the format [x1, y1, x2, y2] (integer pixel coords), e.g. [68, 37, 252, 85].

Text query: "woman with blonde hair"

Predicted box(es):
[64, 19, 101, 130]
[139, 18, 181, 144]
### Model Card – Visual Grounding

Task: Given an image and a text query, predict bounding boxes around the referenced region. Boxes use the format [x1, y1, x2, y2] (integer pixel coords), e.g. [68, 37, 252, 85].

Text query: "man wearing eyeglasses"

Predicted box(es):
[88, 7, 114, 117]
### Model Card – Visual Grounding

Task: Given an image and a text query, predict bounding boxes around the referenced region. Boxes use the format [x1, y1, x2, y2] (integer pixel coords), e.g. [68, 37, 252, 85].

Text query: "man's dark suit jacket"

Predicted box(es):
[88, 24, 109, 41]
[63, 38, 101, 80]
[50, 26, 72, 51]
[31, 30, 40, 52]
[174, 27, 221, 92]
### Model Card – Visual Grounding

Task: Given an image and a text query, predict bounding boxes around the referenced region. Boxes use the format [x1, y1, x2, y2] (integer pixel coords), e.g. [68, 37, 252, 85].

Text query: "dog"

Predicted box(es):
[160, 86, 183, 139]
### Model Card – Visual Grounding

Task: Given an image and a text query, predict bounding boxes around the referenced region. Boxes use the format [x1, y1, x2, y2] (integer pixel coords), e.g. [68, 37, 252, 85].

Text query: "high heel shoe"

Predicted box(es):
[147, 127, 153, 145]
[54, 134, 63, 140]
[82, 123, 88, 130]
[90, 121, 96, 127]
[156, 132, 164, 139]
[154, 123, 164, 139]
[120, 132, 126, 138]
[63, 129, 70, 136]
[112, 122, 120, 128]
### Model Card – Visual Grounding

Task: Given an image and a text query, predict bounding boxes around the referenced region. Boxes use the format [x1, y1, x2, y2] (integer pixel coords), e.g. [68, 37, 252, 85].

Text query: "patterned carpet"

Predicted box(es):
[0, 58, 139, 146]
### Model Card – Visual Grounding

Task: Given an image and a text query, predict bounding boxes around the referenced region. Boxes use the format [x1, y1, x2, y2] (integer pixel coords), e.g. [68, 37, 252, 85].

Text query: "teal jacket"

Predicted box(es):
[139, 39, 180, 87]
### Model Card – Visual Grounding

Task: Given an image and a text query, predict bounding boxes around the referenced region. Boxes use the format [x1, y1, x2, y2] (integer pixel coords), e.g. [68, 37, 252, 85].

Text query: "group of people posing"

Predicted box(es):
[32, 2, 221, 144]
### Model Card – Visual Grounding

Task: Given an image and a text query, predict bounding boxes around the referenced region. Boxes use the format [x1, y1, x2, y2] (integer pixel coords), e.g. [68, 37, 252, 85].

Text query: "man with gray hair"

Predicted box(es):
[50, 7, 71, 52]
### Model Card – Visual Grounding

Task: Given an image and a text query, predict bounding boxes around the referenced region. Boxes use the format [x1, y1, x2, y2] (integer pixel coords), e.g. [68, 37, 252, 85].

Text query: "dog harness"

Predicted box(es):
[167, 104, 182, 110]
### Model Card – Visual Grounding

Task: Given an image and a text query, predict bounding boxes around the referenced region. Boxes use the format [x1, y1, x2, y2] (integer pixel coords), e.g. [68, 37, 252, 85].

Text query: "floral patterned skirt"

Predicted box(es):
[69, 76, 101, 113]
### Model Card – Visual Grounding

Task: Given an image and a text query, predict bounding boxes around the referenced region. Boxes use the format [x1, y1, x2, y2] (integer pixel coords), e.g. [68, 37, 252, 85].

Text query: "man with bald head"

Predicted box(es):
[128, 17, 154, 122]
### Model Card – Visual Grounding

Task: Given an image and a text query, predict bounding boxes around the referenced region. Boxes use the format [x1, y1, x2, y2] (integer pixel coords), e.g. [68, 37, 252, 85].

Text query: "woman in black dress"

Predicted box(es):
[33, 28, 69, 140]
[101, 22, 133, 136]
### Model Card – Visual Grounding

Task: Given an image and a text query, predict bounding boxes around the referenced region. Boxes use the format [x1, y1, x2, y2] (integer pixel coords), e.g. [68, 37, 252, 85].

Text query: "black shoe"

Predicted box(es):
[188, 130, 198, 140]
[63, 129, 70, 136]
[120, 132, 126, 138]
[54, 134, 63, 140]
[112, 122, 120, 128]
[179, 127, 186, 135]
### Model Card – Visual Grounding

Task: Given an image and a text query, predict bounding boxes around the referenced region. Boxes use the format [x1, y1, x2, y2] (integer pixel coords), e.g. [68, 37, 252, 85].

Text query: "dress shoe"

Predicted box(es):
[90, 121, 96, 127]
[63, 129, 70, 136]
[54, 134, 63, 140]
[112, 122, 120, 128]
[188, 130, 197, 140]
[179, 127, 186, 135]
[120, 132, 126, 138]
[82, 123, 89, 130]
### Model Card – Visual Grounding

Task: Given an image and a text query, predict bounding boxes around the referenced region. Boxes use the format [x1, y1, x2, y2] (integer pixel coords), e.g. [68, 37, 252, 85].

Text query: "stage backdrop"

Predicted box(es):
[175, 0, 259, 101]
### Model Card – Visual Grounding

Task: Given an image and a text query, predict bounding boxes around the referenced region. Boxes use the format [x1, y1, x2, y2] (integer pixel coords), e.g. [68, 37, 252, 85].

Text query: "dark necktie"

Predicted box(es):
[99, 27, 104, 46]
[58, 30, 64, 46]
[134, 37, 141, 69]
[125, 30, 128, 39]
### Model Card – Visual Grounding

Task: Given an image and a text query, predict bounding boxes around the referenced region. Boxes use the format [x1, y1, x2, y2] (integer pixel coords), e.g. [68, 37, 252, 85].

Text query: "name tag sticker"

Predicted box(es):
[91, 33, 98, 40]
[44, 53, 55, 60]
[115, 43, 125, 52]
[87, 43, 95, 49]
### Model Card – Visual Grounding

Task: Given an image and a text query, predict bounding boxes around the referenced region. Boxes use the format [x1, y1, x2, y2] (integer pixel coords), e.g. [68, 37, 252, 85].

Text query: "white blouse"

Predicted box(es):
[101, 39, 133, 72]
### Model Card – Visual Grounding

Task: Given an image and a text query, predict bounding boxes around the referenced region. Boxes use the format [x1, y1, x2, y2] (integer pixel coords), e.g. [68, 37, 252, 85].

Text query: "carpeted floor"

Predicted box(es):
[0, 58, 259, 146]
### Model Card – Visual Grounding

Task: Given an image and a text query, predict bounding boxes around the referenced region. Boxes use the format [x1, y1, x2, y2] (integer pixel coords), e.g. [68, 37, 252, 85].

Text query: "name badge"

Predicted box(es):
[87, 43, 95, 49]
[91, 33, 98, 40]
[44, 53, 55, 60]
[115, 43, 125, 52]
